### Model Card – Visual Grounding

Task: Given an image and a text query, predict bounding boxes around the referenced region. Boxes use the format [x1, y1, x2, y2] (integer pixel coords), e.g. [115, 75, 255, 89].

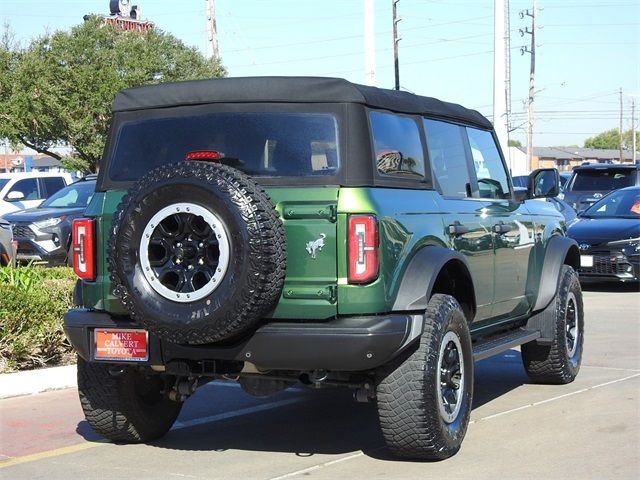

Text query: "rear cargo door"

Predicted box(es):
[265, 186, 339, 319]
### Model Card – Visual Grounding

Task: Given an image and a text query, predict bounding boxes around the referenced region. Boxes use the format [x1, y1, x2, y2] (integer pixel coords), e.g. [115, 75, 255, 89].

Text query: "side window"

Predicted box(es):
[8, 178, 40, 200]
[423, 119, 471, 197]
[370, 111, 425, 179]
[43, 177, 66, 197]
[466, 128, 510, 199]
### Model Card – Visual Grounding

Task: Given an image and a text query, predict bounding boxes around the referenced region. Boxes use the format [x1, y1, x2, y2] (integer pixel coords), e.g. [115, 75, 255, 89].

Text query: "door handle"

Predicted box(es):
[448, 222, 469, 235]
[493, 222, 512, 234]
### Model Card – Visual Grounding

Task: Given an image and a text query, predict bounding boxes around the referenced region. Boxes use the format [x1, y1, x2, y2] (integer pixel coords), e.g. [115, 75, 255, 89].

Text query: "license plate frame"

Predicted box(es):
[580, 255, 594, 268]
[94, 328, 149, 362]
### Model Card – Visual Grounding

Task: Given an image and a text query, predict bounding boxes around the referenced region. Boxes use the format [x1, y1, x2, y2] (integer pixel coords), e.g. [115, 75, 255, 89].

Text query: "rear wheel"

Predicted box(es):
[376, 294, 473, 460]
[77, 357, 182, 442]
[522, 265, 584, 384]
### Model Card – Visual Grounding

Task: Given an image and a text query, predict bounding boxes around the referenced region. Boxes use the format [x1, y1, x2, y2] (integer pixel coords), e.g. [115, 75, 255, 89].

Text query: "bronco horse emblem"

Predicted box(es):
[306, 234, 326, 259]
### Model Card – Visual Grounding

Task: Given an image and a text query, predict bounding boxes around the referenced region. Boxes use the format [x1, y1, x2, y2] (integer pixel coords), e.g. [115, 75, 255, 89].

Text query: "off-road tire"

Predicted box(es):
[77, 357, 182, 442]
[376, 294, 473, 460]
[521, 265, 584, 384]
[109, 161, 286, 344]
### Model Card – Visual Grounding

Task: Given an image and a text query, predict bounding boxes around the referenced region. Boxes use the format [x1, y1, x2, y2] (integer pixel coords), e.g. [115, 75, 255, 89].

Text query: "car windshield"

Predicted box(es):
[109, 112, 340, 181]
[582, 189, 640, 219]
[0, 179, 9, 191]
[41, 181, 95, 208]
[570, 169, 635, 191]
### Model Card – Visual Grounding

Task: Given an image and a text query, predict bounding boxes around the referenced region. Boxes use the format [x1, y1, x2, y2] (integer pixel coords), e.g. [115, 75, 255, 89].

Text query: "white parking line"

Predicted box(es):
[268, 452, 367, 480]
[472, 372, 640, 423]
[265, 372, 640, 480]
[171, 397, 304, 431]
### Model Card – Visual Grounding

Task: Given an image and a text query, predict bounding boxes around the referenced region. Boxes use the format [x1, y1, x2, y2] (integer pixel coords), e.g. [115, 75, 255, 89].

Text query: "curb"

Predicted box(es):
[0, 364, 77, 399]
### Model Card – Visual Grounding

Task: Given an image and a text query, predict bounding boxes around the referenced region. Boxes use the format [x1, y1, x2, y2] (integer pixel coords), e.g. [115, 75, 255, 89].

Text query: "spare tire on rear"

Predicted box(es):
[108, 161, 286, 345]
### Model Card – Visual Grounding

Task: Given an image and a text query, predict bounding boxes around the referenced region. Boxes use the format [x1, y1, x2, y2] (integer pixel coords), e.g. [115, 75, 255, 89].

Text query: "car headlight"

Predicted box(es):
[33, 216, 66, 229]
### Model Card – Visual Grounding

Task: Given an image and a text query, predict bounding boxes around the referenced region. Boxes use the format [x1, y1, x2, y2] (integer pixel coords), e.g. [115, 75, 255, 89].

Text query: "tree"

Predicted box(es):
[0, 18, 225, 172]
[584, 128, 639, 151]
[508, 139, 522, 148]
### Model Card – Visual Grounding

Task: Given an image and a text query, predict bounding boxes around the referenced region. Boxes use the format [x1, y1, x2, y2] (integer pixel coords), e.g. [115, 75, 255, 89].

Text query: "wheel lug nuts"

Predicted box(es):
[188, 265, 194, 270]
[176, 258, 182, 264]
[176, 242, 182, 247]
[198, 242, 204, 248]
[198, 258, 204, 265]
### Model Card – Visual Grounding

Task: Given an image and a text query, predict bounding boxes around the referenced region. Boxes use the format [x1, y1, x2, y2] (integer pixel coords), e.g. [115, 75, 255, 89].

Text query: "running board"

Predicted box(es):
[472, 328, 540, 362]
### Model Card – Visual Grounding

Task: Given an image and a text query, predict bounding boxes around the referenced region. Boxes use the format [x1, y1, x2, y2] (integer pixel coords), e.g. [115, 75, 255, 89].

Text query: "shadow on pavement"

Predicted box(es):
[75, 350, 529, 461]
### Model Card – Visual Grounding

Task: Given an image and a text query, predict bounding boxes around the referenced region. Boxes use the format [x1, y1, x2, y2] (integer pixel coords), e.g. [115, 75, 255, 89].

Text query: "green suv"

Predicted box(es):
[64, 77, 583, 460]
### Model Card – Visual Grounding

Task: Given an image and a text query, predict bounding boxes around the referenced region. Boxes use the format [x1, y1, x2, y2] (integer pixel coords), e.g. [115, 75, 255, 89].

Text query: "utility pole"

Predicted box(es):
[493, 0, 509, 158]
[520, 0, 536, 172]
[619, 88, 624, 162]
[392, 0, 401, 90]
[632, 99, 637, 163]
[364, 0, 375, 86]
[205, 0, 219, 61]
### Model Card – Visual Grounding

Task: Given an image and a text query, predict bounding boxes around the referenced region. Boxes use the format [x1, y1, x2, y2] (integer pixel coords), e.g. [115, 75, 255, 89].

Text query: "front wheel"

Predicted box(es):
[521, 265, 584, 384]
[77, 357, 182, 442]
[375, 294, 473, 460]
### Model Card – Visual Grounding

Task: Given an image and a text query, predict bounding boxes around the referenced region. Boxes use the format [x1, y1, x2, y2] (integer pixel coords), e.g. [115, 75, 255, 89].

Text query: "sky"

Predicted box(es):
[1, 0, 639, 149]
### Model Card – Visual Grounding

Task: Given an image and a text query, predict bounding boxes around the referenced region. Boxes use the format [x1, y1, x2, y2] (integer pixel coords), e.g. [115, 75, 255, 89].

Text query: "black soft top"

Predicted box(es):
[112, 76, 492, 129]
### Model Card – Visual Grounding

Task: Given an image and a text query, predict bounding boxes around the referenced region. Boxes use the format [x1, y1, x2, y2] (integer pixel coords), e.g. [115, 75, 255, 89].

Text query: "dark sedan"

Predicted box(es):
[567, 186, 640, 283]
[5, 176, 96, 265]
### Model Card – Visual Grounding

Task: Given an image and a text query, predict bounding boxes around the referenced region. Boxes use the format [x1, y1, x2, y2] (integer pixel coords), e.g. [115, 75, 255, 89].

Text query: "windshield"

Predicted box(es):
[109, 112, 340, 182]
[570, 169, 635, 191]
[583, 188, 640, 219]
[0, 179, 9, 191]
[41, 181, 95, 208]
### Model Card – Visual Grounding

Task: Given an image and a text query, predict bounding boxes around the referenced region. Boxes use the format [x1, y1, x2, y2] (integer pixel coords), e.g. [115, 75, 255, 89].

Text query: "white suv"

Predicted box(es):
[0, 172, 74, 217]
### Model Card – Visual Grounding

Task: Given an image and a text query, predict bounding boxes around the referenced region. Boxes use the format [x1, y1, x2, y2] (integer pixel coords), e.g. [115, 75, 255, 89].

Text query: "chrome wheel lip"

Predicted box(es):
[437, 330, 465, 424]
[565, 291, 579, 358]
[139, 202, 230, 303]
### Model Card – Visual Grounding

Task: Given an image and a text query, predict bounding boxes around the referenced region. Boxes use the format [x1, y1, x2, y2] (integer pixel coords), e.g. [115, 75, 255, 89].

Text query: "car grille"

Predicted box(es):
[579, 250, 629, 276]
[12, 225, 35, 239]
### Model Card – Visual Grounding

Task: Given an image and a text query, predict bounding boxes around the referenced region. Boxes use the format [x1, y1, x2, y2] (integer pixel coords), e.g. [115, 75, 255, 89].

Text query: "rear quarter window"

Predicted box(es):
[369, 111, 426, 179]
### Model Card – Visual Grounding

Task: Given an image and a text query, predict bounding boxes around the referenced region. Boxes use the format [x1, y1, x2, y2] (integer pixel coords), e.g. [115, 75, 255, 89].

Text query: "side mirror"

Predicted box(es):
[528, 168, 560, 199]
[6, 191, 25, 202]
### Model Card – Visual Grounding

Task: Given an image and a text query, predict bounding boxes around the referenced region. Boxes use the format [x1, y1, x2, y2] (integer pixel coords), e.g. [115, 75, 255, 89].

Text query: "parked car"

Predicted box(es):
[4, 176, 96, 265]
[64, 77, 582, 460]
[0, 172, 74, 217]
[567, 186, 640, 282]
[547, 196, 578, 224]
[560, 163, 640, 212]
[559, 171, 572, 191]
[0, 217, 16, 267]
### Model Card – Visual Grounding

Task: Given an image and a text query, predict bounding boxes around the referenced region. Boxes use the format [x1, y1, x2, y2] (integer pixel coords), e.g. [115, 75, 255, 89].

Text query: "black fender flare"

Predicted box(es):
[532, 235, 580, 312]
[392, 246, 476, 316]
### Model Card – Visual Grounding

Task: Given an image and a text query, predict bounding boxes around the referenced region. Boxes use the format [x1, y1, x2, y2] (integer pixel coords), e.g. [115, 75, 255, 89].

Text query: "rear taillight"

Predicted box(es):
[72, 218, 96, 281]
[348, 215, 379, 284]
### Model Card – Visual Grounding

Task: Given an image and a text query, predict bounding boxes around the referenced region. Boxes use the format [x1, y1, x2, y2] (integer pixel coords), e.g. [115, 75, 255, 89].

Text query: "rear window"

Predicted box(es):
[109, 112, 339, 182]
[570, 169, 636, 191]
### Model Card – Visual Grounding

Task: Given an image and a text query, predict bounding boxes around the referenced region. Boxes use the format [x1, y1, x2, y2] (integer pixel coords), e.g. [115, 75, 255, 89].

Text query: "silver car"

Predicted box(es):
[0, 217, 16, 267]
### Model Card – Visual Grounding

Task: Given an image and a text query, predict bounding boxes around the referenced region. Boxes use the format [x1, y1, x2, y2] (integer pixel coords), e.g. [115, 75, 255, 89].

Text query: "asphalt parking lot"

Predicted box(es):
[1, 283, 638, 480]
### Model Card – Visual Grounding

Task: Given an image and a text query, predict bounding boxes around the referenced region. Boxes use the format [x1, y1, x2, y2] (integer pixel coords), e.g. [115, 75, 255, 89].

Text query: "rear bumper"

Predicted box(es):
[63, 309, 423, 372]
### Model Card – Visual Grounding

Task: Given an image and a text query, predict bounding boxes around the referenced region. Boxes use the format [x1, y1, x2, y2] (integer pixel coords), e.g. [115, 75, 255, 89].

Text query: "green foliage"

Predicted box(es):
[0, 265, 76, 372]
[584, 128, 640, 151]
[0, 261, 42, 292]
[0, 18, 225, 172]
[61, 155, 90, 175]
[508, 139, 522, 147]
